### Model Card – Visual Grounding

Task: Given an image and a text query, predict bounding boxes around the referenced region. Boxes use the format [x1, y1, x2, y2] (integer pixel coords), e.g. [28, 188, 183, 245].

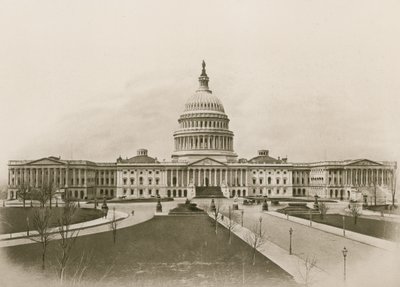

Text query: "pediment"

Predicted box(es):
[189, 157, 227, 167]
[27, 157, 65, 166]
[346, 159, 382, 166]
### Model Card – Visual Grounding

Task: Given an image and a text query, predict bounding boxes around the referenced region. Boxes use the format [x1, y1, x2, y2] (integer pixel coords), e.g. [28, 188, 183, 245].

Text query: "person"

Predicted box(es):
[131, 210, 135, 216]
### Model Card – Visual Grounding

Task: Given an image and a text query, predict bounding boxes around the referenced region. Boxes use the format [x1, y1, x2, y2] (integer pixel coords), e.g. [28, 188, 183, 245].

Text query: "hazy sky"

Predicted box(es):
[1, 0, 400, 185]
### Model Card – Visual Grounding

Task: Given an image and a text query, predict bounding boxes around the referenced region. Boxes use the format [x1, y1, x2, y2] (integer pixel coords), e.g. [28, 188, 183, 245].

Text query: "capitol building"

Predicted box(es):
[7, 62, 397, 203]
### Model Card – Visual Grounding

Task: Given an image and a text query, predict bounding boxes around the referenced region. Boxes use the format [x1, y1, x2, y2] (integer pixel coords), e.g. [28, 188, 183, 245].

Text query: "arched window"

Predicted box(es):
[268, 177, 271, 184]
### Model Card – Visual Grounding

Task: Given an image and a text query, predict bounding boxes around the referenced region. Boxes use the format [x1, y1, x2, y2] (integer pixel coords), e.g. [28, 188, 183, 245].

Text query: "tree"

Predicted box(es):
[318, 202, 329, 220]
[392, 172, 397, 207]
[221, 206, 238, 245]
[244, 222, 266, 266]
[349, 204, 361, 224]
[35, 181, 57, 208]
[299, 255, 317, 287]
[57, 201, 79, 282]
[211, 199, 224, 235]
[110, 207, 118, 244]
[30, 207, 53, 270]
[16, 182, 30, 208]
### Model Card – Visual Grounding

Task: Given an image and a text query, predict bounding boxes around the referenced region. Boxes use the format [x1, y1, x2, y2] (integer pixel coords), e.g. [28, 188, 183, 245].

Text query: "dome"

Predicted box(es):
[184, 91, 225, 113]
[182, 60, 225, 114]
[171, 61, 238, 163]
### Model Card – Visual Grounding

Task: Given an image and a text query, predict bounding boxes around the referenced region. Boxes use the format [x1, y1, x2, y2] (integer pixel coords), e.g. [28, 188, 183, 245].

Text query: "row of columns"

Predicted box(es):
[328, 168, 394, 187]
[181, 119, 228, 129]
[175, 135, 233, 151]
[8, 167, 89, 188]
[166, 168, 247, 187]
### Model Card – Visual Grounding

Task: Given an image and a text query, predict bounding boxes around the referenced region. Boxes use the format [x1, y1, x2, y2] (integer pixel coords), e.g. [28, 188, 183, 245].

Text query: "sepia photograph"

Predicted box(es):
[0, 1, 399, 286]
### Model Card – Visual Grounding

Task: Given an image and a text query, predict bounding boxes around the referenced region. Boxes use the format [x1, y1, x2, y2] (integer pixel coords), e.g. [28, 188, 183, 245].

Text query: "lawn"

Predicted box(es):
[0, 207, 103, 234]
[4, 215, 297, 287]
[292, 213, 399, 241]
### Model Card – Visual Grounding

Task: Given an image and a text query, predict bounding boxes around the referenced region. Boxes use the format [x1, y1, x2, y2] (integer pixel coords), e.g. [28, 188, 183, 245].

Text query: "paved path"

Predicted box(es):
[0, 200, 181, 248]
[240, 204, 400, 287]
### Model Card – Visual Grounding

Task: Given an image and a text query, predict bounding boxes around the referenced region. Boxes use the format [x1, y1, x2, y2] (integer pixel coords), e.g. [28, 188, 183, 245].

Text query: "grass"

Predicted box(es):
[4, 216, 297, 287]
[292, 213, 399, 241]
[0, 207, 103, 234]
[87, 197, 174, 204]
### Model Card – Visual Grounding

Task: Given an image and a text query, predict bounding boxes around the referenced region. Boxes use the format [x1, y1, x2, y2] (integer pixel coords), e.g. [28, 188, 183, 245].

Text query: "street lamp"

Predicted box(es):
[342, 247, 348, 282]
[309, 209, 312, 226]
[289, 227, 293, 255]
[259, 216, 263, 237]
[26, 217, 30, 237]
[241, 209, 244, 227]
[342, 215, 346, 237]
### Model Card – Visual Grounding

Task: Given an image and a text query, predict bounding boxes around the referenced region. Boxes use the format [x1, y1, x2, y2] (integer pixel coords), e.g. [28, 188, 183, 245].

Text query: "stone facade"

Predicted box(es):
[7, 62, 397, 203]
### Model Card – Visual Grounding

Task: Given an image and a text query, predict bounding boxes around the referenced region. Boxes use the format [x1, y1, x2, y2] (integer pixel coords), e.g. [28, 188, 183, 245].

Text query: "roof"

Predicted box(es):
[249, 155, 282, 164]
[121, 155, 157, 164]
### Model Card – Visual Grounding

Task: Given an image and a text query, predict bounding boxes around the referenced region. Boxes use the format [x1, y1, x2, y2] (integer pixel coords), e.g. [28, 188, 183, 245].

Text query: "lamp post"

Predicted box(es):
[342, 247, 348, 282]
[259, 216, 263, 237]
[342, 215, 346, 237]
[309, 209, 312, 226]
[26, 217, 30, 237]
[289, 227, 293, 255]
[241, 209, 244, 227]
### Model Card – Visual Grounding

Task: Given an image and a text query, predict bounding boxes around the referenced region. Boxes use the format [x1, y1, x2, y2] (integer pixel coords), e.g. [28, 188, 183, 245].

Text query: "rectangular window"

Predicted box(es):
[123, 178, 127, 185]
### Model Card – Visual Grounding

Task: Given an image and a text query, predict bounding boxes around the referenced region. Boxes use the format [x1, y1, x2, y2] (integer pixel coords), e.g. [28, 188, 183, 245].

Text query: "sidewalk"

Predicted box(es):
[209, 212, 333, 286]
[0, 200, 180, 248]
[269, 211, 397, 251]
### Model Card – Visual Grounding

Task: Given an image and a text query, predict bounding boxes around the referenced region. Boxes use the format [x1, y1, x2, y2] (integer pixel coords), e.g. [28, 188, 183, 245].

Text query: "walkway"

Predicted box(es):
[0, 200, 180, 248]
[239, 204, 400, 287]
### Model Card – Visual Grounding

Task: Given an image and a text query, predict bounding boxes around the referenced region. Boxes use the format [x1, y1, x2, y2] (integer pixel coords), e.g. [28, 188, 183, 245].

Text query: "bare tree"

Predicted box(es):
[318, 202, 329, 220]
[34, 181, 56, 208]
[392, 172, 397, 207]
[30, 207, 53, 270]
[110, 207, 118, 244]
[57, 201, 79, 282]
[244, 222, 266, 266]
[211, 199, 224, 235]
[298, 255, 317, 287]
[16, 182, 31, 208]
[221, 206, 238, 244]
[349, 204, 361, 225]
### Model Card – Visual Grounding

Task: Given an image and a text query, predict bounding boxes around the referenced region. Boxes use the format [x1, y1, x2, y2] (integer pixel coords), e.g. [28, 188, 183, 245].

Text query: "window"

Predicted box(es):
[252, 178, 256, 185]
[149, 179, 152, 185]
[123, 189, 126, 194]
[139, 177, 143, 185]
[277, 189, 280, 194]
[139, 189, 143, 196]
[130, 189, 134, 195]
[130, 178, 134, 185]
[123, 178, 127, 185]
[268, 177, 271, 184]
[283, 179, 287, 185]
[276, 178, 280, 185]
[155, 178, 159, 185]
[268, 189, 271, 195]
[259, 179, 263, 185]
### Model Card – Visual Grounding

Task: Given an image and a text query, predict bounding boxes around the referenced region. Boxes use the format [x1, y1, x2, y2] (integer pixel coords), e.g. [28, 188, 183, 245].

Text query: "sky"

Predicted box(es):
[0, 0, 400, 186]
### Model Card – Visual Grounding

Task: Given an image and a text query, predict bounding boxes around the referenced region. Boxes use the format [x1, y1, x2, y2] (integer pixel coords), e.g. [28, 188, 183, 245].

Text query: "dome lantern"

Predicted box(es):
[198, 60, 210, 91]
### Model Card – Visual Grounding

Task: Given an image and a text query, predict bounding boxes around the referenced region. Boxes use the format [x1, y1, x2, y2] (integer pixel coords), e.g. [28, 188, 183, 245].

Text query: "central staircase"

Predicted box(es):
[194, 186, 225, 198]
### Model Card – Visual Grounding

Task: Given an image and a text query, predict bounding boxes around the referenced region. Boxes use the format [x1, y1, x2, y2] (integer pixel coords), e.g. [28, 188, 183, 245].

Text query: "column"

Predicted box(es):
[214, 169, 217, 186]
[197, 169, 201, 186]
